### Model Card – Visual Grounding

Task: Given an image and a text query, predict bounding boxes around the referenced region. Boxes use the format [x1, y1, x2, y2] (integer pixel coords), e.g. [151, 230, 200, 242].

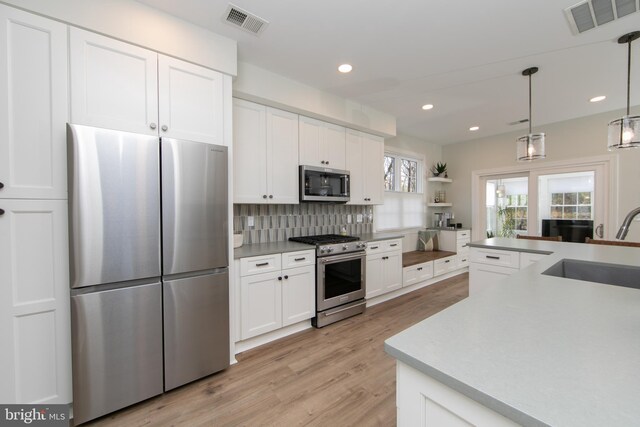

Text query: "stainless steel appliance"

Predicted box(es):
[299, 165, 350, 203]
[68, 125, 229, 425]
[289, 235, 366, 327]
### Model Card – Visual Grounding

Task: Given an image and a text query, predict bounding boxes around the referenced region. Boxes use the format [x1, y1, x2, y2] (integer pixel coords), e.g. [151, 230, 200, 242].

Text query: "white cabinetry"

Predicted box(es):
[70, 28, 224, 144]
[240, 250, 315, 340]
[233, 99, 299, 204]
[520, 252, 548, 269]
[366, 239, 403, 298]
[403, 262, 434, 287]
[396, 361, 518, 426]
[0, 6, 68, 200]
[299, 116, 346, 169]
[0, 5, 71, 405]
[440, 229, 471, 269]
[346, 129, 384, 205]
[469, 247, 520, 295]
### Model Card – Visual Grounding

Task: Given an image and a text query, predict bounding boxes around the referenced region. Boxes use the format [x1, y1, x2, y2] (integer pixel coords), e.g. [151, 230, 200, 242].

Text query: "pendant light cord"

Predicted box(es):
[627, 38, 632, 117]
[528, 73, 533, 134]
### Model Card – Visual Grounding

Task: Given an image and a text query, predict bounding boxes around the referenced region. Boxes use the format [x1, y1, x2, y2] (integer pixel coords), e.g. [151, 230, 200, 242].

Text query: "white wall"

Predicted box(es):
[0, 0, 237, 75]
[233, 61, 396, 137]
[442, 107, 640, 242]
[380, 133, 443, 251]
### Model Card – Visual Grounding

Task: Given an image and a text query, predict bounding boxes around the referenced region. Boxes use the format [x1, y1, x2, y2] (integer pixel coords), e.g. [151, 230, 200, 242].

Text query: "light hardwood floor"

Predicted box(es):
[88, 273, 468, 427]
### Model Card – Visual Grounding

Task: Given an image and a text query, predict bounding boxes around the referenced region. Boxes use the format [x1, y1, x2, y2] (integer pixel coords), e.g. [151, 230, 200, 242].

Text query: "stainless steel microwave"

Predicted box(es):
[299, 165, 350, 203]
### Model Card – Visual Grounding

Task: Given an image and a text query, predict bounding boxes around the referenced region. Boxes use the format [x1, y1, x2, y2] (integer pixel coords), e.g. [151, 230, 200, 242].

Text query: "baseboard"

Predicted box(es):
[234, 320, 312, 354]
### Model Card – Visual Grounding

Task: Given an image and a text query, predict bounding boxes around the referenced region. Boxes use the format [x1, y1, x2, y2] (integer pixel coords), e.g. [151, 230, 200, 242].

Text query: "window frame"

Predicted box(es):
[383, 151, 423, 194]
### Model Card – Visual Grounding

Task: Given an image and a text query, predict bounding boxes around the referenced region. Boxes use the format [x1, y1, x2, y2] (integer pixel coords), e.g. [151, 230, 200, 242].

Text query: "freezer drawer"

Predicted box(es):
[163, 270, 230, 391]
[162, 139, 228, 275]
[67, 124, 161, 288]
[71, 282, 163, 425]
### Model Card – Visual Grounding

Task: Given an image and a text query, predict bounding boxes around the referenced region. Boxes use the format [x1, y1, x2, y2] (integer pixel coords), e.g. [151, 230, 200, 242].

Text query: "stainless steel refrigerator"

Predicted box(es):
[67, 124, 229, 425]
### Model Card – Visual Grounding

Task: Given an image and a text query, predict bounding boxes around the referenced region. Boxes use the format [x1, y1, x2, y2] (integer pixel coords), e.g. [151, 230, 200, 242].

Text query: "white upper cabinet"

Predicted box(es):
[0, 6, 68, 199]
[70, 27, 158, 136]
[233, 99, 299, 204]
[158, 55, 223, 144]
[299, 116, 346, 169]
[70, 29, 224, 144]
[346, 129, 384, 205]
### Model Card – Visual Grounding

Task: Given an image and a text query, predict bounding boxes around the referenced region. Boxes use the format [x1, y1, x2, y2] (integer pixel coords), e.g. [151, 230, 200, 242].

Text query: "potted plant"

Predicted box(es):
[431, 162, 447, 177]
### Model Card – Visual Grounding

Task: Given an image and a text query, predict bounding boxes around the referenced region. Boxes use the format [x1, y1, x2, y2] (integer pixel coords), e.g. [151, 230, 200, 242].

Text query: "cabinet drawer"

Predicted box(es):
[520, 252, 548, 269]
[402, 261, 434, 287]
[415, 262, 434, 282]
[367, 239, 401, 254]
[456, 242, 469, 255]
[457, 254, 469, 269]
[469, 247, 520, 269]
[456, 230, 471, 240]
[240, 254, 281, 276]
[434, 256, 456, 276]
[282, 250, 315, 270]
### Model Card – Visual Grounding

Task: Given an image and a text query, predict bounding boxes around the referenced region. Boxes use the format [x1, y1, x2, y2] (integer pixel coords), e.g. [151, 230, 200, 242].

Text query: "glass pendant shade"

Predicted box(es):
[607, 116, 640, 150]
[517, 133, 545, 161]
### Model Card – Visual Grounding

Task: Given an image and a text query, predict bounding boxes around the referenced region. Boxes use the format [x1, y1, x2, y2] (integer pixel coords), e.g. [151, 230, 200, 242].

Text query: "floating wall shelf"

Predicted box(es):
[428, 203, 453, 207]
[427, 177, 453, 183]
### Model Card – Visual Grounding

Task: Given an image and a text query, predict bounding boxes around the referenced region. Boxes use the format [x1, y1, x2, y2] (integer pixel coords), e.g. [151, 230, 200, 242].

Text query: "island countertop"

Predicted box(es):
[385, 238, 640, 426]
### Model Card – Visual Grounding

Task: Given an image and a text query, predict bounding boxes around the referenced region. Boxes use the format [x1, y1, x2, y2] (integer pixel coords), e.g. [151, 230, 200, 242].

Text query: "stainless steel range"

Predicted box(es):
[289, 234, 366, 327]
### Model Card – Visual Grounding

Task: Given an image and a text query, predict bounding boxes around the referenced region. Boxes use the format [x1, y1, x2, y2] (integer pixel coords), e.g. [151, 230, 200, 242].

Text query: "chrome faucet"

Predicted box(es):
[616, 207, 640, 240]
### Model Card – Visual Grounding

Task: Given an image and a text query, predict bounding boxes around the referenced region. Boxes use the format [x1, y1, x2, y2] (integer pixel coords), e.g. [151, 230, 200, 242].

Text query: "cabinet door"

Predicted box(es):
[240, 271, 282, 339]
[383, 252, 403, 293]
[363, 133, 384, 204]
[158, 55, 224, 144]
[0, 6, 68, 199]
[267, 107, 299, 204]
[233, 99, 267, 203]
[281, 265, 315, 326]
[345, 130, 365, 204]
[299, 116, 323, 167]
[70, 27, 158, 135]
[322, 122, 346, 169]
[469, 263, 517, 295]
[0, 199, 71, 404]
[365, 254, 384, 299]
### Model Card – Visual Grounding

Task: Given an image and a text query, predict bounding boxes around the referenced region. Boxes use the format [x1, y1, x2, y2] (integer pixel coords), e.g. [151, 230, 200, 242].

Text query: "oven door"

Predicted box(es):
[317, 252, 365, 311]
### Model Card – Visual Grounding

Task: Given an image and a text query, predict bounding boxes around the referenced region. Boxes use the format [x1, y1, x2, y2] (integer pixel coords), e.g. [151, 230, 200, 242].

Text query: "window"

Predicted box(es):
[550, 191, 592, 219]
[376, 151, 425, 230]
[383, 153, 422, 193]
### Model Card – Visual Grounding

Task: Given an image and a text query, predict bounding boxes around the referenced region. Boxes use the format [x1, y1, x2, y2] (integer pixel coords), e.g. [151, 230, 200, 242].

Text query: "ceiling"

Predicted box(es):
[136, 0, 640, 144]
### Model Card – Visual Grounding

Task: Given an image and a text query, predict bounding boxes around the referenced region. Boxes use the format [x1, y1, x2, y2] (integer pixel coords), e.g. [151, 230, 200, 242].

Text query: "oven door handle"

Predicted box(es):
[319, 252, 365, 264]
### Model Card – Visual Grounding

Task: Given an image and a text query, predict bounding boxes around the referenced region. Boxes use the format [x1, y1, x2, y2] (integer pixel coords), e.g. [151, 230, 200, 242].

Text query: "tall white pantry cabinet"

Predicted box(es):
[0, 5, 71, 404]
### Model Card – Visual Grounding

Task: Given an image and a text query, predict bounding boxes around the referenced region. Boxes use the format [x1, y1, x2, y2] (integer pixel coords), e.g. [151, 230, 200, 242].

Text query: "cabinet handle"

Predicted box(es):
[382, 256, 388, 260]
[278, 276, 282, 281]
[370, 246, 379, 250]
[321, 160, 326, 164]
[444, 260, 450, 263]
[149, 123, 157, 130]
[417, 267, 422, 271]
[284, 275, 289, 279]
[256, 262, 269, 267]
[0, 182, 4, 189]
[294, 257, 306, 261]
[0, 208, 4, 215]
[262, 195, 268, 199]
[161, 125, 168, 132]
[269, 195, 273, 199]
[486, 255, 500, 260]
[326, 161, 329, 165]
[390, 244, 398, 247]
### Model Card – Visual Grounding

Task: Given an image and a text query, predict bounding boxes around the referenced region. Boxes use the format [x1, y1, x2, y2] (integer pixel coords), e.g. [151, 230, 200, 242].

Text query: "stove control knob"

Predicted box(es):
[327, 248, 334, 253]
[319, 248, 326, 254]
[342, 245, 349, 251]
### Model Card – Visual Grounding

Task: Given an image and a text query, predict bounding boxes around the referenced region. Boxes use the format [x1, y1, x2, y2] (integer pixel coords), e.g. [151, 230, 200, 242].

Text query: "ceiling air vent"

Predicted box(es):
[223, 3, 269, 36]
[565, 0, 639, 34]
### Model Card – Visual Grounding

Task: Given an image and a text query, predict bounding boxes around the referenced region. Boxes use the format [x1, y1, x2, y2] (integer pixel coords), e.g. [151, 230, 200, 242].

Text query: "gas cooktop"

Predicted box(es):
[289, 234, 359, 245]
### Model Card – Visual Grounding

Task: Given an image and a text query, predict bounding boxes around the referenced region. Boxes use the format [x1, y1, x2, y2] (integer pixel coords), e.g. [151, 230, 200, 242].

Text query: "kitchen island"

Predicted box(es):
[385, 238, 640, 426]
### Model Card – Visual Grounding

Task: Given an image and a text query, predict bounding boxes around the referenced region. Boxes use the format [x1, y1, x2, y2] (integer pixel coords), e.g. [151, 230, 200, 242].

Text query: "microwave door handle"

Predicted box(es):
[342, 175, 349, 195]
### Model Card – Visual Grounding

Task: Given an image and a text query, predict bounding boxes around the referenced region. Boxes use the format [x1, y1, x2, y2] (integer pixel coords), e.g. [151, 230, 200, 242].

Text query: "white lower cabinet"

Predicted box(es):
[469, 247, 520, 295]
[403, 262, 434, 287]
[520, 252, 548, 269]
[434, 256, 457, 276]
[239, 250, 315, 340]
[366, 240, 402, 298]
[396, 362, 517, 426]
[0, 199, 71, 404]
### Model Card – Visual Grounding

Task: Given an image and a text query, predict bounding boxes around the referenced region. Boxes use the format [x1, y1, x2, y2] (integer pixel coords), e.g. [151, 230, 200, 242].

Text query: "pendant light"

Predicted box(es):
[516, 67, 546, 161]
[607, 31, 640, 150]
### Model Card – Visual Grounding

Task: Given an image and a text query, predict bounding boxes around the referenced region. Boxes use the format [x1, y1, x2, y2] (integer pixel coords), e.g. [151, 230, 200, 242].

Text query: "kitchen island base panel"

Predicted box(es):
[396, 362, 517, 427]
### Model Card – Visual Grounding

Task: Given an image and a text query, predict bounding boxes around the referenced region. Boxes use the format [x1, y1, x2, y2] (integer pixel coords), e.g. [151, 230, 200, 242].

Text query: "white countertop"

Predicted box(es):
[385, 238, 640, 426]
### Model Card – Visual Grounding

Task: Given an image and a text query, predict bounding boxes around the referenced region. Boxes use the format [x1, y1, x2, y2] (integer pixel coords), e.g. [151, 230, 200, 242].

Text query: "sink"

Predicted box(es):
[542, 259, 640, 290]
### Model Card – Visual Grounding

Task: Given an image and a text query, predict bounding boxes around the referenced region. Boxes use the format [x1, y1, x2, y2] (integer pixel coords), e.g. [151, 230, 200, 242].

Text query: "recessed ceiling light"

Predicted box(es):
[590, 95, 606, 103]
[469, 126, 480, 131]
[421, 104, 434, 110]
[338, 64, 352, 73]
